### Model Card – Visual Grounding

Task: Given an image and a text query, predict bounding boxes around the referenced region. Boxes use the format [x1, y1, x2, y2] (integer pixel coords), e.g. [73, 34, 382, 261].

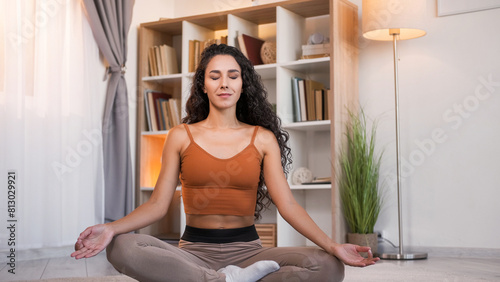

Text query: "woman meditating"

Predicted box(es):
[71, 44, 378, 282]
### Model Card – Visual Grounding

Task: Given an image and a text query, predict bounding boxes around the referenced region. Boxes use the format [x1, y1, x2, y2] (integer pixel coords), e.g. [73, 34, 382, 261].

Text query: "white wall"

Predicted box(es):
[353, 0, 500, 250]
[138, 0, 500, 251]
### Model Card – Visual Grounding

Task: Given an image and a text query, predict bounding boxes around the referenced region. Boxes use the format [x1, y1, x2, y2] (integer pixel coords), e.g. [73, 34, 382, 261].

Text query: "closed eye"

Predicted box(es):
[208, 69, 240, 80]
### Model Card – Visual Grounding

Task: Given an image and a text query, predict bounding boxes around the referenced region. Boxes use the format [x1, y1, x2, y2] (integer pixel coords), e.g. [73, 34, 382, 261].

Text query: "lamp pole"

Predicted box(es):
[362, 0, 428, 261]
[392, 31, 405, 257]
[380, 30, 427, 260]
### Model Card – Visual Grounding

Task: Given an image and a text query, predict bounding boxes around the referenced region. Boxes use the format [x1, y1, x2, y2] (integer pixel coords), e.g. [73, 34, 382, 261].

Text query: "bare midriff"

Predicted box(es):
[186, 214, 254, 229]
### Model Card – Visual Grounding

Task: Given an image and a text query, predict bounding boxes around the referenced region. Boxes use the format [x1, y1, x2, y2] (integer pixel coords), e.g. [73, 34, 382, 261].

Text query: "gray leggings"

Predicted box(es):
[106, 234, 344, 282]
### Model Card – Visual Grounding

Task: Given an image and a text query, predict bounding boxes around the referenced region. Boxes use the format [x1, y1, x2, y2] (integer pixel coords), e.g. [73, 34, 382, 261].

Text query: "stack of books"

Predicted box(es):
[291, 77, 330, 122]
[144, 90, 181, 132]
[148, 44, 179, 76]
[188, 36, 228, 72]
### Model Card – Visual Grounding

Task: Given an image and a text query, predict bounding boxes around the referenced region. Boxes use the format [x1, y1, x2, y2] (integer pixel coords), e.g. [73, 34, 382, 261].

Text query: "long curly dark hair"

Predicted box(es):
[182, 44, 292, 220]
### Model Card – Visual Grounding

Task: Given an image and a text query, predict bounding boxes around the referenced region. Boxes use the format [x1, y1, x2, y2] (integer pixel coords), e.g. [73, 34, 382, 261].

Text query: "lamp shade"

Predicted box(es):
[362, 0, 426, 41]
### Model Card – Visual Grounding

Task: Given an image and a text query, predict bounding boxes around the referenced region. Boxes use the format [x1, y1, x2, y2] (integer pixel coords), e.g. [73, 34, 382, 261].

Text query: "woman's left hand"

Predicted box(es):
[331, 243, 380, 267]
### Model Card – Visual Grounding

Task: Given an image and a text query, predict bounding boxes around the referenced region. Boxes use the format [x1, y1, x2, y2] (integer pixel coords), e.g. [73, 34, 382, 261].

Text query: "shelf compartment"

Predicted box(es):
[287, 129, 332, 185]
[277, 189, 331, 247]
[142, 73, 183, 82]
[139, 134, 167, 188]
[138, 190, 182, 240]
[280, 57, 330, 73]
[254, 63, 277, 79]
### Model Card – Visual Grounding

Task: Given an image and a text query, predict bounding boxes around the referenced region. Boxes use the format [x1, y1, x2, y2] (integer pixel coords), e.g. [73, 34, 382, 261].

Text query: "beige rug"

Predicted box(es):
[25, 276, 138, 282]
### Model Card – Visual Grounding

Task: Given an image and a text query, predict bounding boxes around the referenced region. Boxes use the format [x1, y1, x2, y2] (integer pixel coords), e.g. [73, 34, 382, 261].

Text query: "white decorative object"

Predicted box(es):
[291, 167, 313, 185]
[307, 32, 329, 44]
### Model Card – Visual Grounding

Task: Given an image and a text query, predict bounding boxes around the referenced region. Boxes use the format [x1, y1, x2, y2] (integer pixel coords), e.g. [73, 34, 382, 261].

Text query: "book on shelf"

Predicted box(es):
[147, 44, 179, 76]
[154, 46, 163, 75]
[324, 89, 331, 120]
[145, 90, 170, 131]
[143, 90, 181, 131]
[305, 79, 325, 121]
[188, 40, 196, 73]
[168, 99, 181, 127]
[291, 77, 331, 122]
[194, 40, 200, 72]
[188, 36, 228, 72]
[291, 77, 303, 122]
[298, 79, 307, 121]
[161, 44, 179, 75]
[148, 47, 158, 76]
[160, 100, 170, 130]
[237, 33, 265, 66]
[314, 89, 323, 121]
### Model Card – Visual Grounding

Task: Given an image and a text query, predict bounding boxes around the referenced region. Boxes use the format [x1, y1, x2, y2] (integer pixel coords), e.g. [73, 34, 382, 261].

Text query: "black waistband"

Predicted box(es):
[181, 225, 259, 243]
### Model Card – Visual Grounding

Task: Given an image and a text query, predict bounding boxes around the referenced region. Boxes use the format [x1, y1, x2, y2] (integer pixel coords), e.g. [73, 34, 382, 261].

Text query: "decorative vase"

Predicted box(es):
[347, 233, 378, 257]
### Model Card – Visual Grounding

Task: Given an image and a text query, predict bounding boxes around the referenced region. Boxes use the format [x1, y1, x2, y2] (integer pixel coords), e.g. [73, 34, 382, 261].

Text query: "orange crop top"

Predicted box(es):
[180, 124, 262, 216]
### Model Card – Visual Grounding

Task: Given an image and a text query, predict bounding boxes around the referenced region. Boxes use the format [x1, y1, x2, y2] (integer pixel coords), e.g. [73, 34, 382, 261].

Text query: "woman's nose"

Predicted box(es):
[220, 80, 228, 89]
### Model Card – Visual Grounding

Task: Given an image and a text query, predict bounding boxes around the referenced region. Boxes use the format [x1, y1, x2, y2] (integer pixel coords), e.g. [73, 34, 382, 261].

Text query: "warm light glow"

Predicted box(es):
[140, 135, 167, 188]
[362, 0, 427, 41]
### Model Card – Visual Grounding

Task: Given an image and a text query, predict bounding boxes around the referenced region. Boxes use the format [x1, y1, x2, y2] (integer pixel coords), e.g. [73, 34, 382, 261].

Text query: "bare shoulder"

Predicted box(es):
[255, 126, 279, 154]
[166, 123, 187, 140]
[167, 123, 187, 137]
[164, 124, 190, 152]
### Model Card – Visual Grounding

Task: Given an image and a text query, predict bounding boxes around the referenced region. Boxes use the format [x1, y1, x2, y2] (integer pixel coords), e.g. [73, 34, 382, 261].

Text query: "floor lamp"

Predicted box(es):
[362, 0, 428, 260]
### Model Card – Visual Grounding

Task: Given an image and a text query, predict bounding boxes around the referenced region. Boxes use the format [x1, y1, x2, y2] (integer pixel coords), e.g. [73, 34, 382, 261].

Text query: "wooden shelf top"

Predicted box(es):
[290, 184, 331, 190]
[283, 120, 331, 131]
[141, 131, 169, 137]
[140, 0, 330, 34]
[141, 186, 181, 191]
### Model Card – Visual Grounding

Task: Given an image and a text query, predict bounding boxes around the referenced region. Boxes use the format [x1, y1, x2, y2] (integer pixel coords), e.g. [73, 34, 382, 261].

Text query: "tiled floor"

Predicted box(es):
[1, 247, 499, 281]
[0, 251, 129, 281]
[344, 256, 500, 281]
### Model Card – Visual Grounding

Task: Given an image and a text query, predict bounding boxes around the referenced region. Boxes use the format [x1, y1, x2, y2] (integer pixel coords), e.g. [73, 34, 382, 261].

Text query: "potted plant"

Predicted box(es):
[338, 109, 383, 256]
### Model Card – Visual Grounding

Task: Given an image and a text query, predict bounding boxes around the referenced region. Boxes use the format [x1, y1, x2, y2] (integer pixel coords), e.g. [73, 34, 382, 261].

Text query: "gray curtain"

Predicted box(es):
[83, 0, 135, 222]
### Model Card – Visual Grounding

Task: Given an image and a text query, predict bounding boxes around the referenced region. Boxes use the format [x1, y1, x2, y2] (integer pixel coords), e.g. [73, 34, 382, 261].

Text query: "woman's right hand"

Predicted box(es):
[70, 224, 115, 259]
[330, 243, 380, 267]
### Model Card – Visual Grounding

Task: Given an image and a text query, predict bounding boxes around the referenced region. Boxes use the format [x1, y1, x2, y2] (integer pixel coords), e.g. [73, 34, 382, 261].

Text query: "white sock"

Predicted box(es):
[218, 260, 280, 282]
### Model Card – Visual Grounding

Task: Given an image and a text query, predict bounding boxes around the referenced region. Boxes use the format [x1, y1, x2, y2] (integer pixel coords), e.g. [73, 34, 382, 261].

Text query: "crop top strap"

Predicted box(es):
[251, 126, 259, 144]
[183, 123, 194, 142]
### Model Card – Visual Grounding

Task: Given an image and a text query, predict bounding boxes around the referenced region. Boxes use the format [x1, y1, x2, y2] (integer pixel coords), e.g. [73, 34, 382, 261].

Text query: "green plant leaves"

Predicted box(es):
[338, 109, 382, 234]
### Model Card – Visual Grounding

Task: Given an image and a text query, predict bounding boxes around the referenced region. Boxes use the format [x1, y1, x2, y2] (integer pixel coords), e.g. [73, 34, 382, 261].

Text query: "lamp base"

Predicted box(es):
[380, 252, 428, 260]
